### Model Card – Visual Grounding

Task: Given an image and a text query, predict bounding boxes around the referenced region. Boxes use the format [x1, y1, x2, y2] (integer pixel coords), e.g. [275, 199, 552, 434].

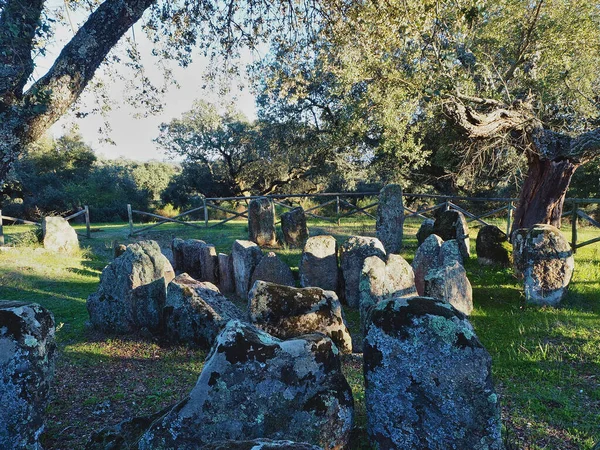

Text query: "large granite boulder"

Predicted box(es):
[218, 253, 235, 293]
[523, 224, 574, 306]
[248, 197, 277, 247]
[433, 210, 470, 259]
[232, 240, 264, 299]
[42, 216, 79, 253]
[249, 252, 295, 288]
[0, 301, 56, 450]
[416, 218, 435, 246]
[164, 274, 244, 349]
[424, 261, 473, 315]
[364, 297, 502, 450]
[511, 228, 529, 279]
[411, 234, 443, 295]
[139, 320, 354, 449]
[376, 184, 404, 254]
[87, 240, 175, 334]
[477, 225, 511, 267]
[248, 281, 352, 354]
[299, 235, 339, 292]
[359, 254, 417, 333]
[200, 440, 323, 450]
[281, 207, 309, 248]
[339, 236, 386, 308]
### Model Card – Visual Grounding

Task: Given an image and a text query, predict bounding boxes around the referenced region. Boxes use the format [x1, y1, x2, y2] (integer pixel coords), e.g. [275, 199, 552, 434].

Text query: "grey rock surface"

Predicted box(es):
[42, 216, 79, 253]
[0, 301, 56, 450]
[299, 235, 339, 292]
[424, 261, 473, 315]
[164, 274, 244, 349]
[218, 253, 235, 293]
[511, 228, 529, 279]
[477, 225, 511, 267]
[232, 240, 264, 299]
[87, 240, 175, 334]
[416, 218, 435, 246]
[248, 197, 277, 247]
[359, 254, 417, 333]
[364, 297, 502, 450]
[200, 440, 324, 450]
[433, 210, 470, 259]
[171, 238, 185, 272]
[438, 239, 463, 267]
[411, 234, 443, 295]
[139, 320, 354, 450]
[339, 236, 386, 308]
[376, 184, 404, 254]
[248, 281, 352, 354]
[249, 252, 295, 288]
[180, 239, 206, 279]
[281, 207, 309, 248]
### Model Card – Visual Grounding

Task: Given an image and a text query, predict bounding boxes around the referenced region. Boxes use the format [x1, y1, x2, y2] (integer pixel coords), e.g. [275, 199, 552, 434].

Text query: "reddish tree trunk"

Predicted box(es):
[511, 154, 579, 235]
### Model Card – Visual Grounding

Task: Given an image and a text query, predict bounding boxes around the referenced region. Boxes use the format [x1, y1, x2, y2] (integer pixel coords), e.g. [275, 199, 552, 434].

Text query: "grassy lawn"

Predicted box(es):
[0, 216, 598, 449]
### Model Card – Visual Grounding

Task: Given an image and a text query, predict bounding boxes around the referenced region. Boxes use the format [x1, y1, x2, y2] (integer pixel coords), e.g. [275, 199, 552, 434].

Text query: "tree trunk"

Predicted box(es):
[511, 153, 579, 235]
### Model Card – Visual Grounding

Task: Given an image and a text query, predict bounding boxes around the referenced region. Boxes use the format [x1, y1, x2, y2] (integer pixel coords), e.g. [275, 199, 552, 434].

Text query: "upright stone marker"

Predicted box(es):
[376, 184, 404, 254]
[42, 216, 79, 253]
[248, 197, 277, 247]
[300, 235, 339, 292]
[476, 225, 511, 267]
[411, 234, 443, 295]
[217, 253, 235, 293]
[416, 218, 435, 246]
[249, 252, 295, 288]
[281, 207, 309, 248]
[232, 240, 263, 299]
[433, 210, 470, 259]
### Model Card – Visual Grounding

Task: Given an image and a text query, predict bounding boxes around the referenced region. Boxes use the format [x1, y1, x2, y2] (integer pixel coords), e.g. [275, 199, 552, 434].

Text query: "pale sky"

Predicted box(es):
[42, 1, 259, 162]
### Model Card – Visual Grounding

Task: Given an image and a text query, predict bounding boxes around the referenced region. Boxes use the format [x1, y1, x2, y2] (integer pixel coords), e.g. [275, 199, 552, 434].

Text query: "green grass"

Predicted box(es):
[0, 217, 599, 449]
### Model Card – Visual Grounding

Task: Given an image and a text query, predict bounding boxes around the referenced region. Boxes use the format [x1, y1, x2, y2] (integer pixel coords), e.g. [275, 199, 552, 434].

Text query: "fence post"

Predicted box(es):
[127, 204, 134, 236]
[84, 205, 91, 239]
[445, 200, 450, 211]
[506, 201, 513, 237]
[203, 197, 208, 228]
[571, 200, 578, 253]
[0, 210, 4, 246]
[336, 196, 340, 225]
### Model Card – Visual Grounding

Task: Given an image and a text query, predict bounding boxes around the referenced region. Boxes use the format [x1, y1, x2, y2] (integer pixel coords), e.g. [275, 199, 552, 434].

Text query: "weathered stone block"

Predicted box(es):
[477, 225, 511, 267]
[42, 216, 79, 253]
[376, 184, 404, 253]
[416, 218, 435, 246]
[281, 207, 309, 248]
[424, 261, 473, 315]
[232, 240, 263, 299]
[249, 252, 295, 288]
[411, 234, 443, 295]
[300, 235, 339, 292]
[433, 210, 470, 258]
[218, 253, 235, 293]
[248, 197, 277, 247]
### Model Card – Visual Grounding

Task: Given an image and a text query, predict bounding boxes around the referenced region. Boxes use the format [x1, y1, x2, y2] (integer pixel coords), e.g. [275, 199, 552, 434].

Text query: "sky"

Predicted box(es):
[42, 1, 259, 162]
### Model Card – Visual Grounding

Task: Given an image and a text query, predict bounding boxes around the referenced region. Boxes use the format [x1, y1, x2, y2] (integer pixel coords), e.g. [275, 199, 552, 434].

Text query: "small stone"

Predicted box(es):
[476, 225, 511, 267]
[511, 228, 529, 279]
[232, 240, 263, 299]
[416, 219, 435, 246]
[411, 234, 443, 295]
[281, 207, 309, 248]
[433, 210, 470, 259]
[42, 216, 79, 253]
[424, 261, 473, 315]
[218, 253, 235, 293]
[248, 281, 353, 353]
[300, 235, 339, 292]
[376, 184, 404, 254]
[249, 252, 295, 288]
[248, 197, 277, 247]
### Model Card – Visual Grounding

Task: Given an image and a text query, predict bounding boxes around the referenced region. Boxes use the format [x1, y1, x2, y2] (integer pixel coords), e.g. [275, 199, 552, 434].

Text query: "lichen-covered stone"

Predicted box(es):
[359, 254, 416, 333]
[248, 281, 352, 354]
[364, 297, 502, 450]
[477, 225, 511, 267]
[218, 253, 235, 293]
[299, 235, 339, 292]
[42, 216, 79, 253]
[171, 238, 185, 272]
[250, 252, 295, 288]
[438, 239, 463, 267]
[180, 239, 206, 279]
[511, 228, 529, 279]
[232, 240, 264, 299]
[281, 207, 309, 248]
[139, 320, 354, 449]
[433, 210, 470, 259]
[424, 261, 473, 315]
[200, 440, 324, 450]
[376, 184, 404, 254]
[87, 240, 175, 334]
[248, 197, 277, 247]
[0, 301, 56, 450]
[523, 224, 574, 306]
[164, 274, 244, 349]
[339, 236, 386, 308]
[416, 218, 435, 246]
[411, 234, 443, 295]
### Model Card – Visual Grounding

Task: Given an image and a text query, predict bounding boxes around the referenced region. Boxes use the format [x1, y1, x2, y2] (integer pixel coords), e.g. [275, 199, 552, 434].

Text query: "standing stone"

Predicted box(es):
[171, 238, 185, 272]
[181, 239, 206, 279]
[248, 281, 353, 354]
[433, 210, 470, 259]
[218, 253, 235, 293]
[0, 301, 56, 450]
[364, 297, 502, 450]
[376, 184, 404, 254]
[199, 243, 219, 284]
[248, 197, 277, 247]
[411, 234, 443, 295]
[281, 207, 309, 248]
[249, 252, 295, 288]
[424, 261, 473, 315]
[523, 224, 574, 306]
[438, 239, 463, 267]
[87, 240, 175, 334]
[511, 228, 529, 279]
[339, 236, 386, 308]
[232, 240, 263, 299]
[416, 219, 435, 246]
[477, 225, 511, 267]
[359, 255, 417, 332]
[139, 320, 354, 450]
[164, 274, 243, 349]
[42, 216, 79, 253]
[300, 235, 339, 292]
